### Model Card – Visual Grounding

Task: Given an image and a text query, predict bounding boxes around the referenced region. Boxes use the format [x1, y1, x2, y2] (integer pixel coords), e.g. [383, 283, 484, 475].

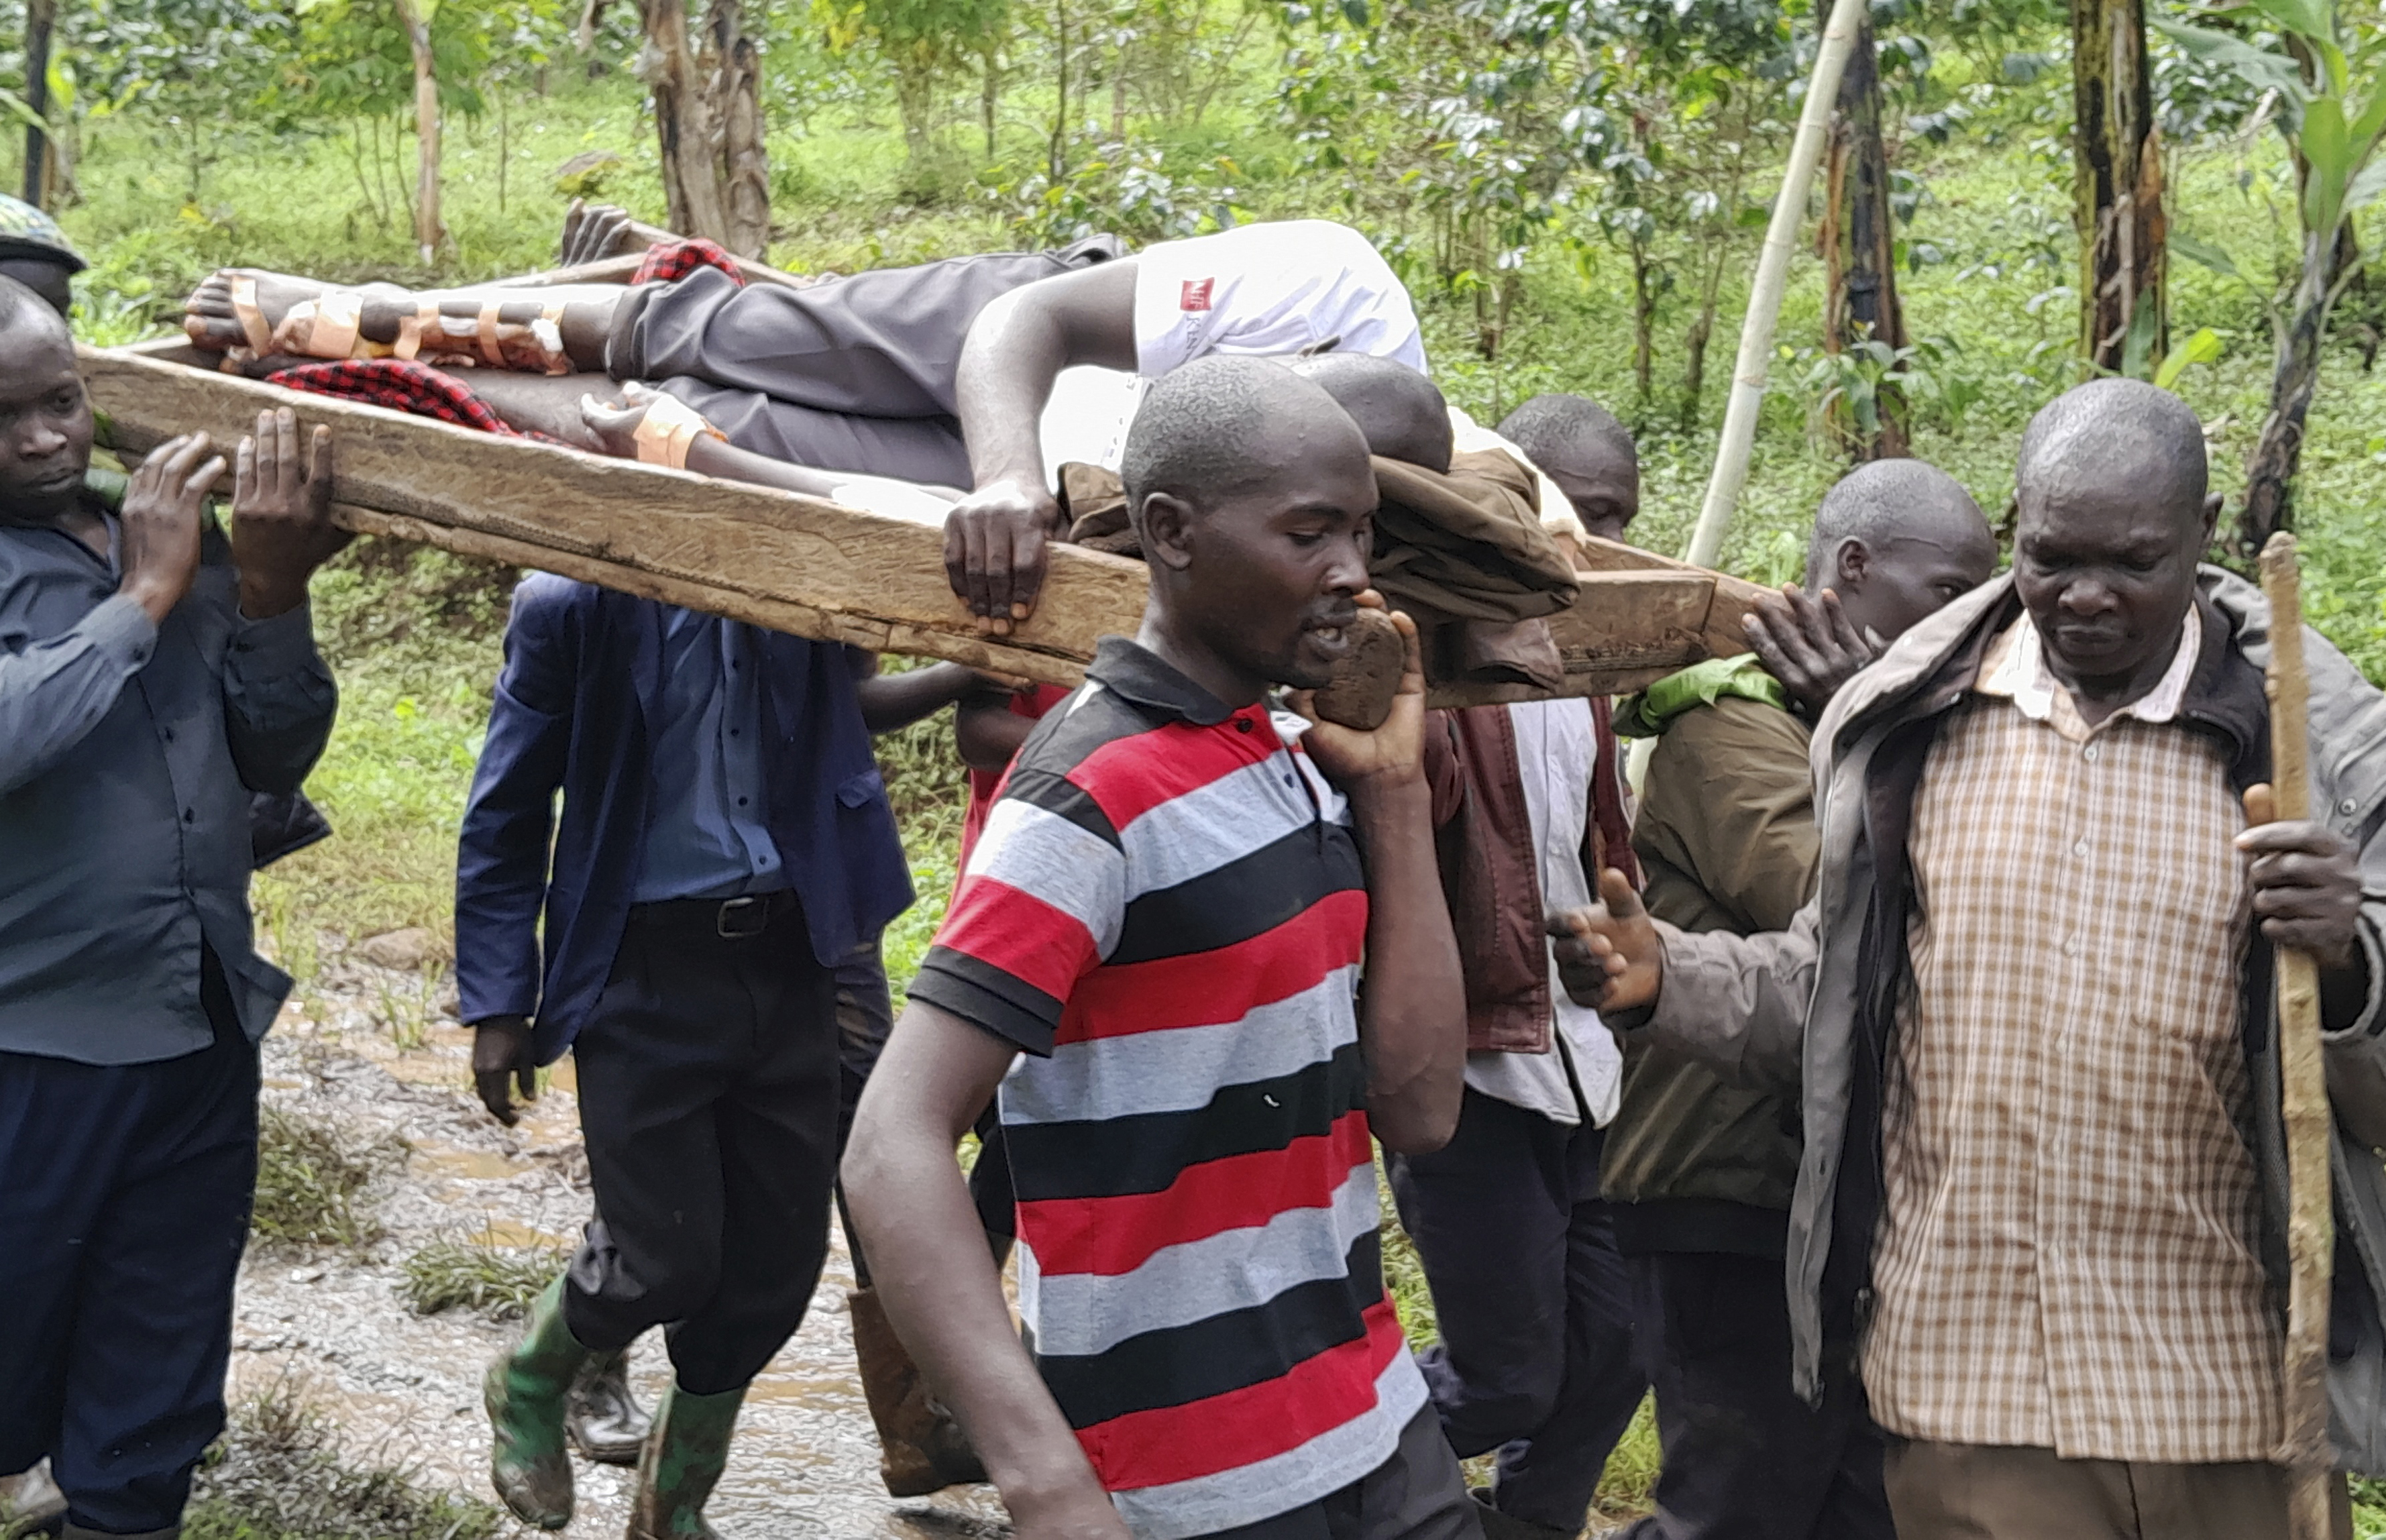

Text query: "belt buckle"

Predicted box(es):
[716, 895, 768, 939]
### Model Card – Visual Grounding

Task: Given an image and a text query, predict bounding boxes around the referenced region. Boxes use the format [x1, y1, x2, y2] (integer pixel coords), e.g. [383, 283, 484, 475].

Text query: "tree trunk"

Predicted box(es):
[2071, 0, 2166, 371]
[2240, 241, 2347, 549]
[21, 0, 52, 207]
[1048, 0, 1071, 182]
[704, 0, 769, 258]
[1631, 237, 1655, 404]
[1824, 13, 1909, 459]
[1111, 54, 1126, 142]
[639, 0, 729, 244]
[981, 46, 999, 158]
[892, 59, 935, 166]
[394, 0, 443, 263]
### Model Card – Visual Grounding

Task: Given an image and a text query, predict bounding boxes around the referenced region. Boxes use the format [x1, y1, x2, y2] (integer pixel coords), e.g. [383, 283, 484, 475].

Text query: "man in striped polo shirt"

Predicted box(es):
[845, 355, 1477, 1540]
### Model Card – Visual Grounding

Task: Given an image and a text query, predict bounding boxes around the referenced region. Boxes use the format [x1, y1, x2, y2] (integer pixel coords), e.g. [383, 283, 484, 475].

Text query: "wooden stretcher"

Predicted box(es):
[78, 249, 1768, 702]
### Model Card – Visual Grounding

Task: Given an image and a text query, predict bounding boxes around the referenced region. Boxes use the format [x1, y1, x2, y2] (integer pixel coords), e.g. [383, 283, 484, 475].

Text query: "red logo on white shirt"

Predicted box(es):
[1180, 278, 1214, 312]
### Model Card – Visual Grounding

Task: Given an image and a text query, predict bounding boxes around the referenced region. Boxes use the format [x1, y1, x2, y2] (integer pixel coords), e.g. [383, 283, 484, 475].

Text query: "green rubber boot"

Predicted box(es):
[484, 1276, 592, 1530]
[625, 1380, 747, 1540]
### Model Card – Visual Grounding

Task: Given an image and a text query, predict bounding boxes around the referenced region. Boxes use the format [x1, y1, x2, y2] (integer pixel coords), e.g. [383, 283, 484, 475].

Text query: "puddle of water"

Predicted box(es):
[452, 1217, 573, 1249]
[410, 1144, 530, 1180]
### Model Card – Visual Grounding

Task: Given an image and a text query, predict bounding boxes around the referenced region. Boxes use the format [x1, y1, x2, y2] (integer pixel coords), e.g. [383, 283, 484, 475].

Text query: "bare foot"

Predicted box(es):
[182, 269, 334, 355]
[559, 200, 643, 268]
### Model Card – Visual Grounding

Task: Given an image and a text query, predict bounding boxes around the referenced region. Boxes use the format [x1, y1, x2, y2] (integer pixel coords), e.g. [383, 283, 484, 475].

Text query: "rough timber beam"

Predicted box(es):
[80, 343, 1757, 703]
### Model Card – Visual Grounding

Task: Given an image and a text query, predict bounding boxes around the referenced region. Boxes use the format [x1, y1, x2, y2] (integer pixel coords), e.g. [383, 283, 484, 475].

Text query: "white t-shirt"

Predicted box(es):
[1132, 219, 1428, 378]
[1036, 219, 1427, 484]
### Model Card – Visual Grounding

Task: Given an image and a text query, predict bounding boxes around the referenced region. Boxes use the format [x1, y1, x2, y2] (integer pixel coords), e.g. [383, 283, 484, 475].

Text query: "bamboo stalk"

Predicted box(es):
[1683, 0, 1869, 569]
[2261, 531, 2334, 1540]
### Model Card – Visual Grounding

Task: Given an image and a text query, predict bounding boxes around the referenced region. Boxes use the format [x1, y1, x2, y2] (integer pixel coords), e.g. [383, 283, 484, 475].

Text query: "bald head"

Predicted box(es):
[1806, 459, 1987, 589]
[2018, 378, 2208, 531]
[1806, 457, 1998, 645]
[1122, 355, 1370, 518]
[1289, 353, 1451, 473]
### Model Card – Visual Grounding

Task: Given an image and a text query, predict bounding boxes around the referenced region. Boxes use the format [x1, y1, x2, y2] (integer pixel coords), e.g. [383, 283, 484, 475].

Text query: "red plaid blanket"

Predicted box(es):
[265, 359, 572, 443]
[633, 239, 745, 288]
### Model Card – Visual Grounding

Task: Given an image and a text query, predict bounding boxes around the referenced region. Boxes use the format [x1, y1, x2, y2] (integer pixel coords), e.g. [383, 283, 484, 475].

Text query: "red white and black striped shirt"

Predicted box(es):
[909, 637, 1425, 1539]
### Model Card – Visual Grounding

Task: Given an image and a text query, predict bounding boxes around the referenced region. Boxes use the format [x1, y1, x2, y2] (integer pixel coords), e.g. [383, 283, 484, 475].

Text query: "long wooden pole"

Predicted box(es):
[2261, 531, 2334, 1540]
[20, 0, 54, 207]
[1683, 0, 1868, 569]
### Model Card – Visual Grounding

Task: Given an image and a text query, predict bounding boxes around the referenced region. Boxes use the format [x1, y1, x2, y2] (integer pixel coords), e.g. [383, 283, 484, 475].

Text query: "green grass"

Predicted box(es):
[250, 1104, 387, 1253]
[398, 1236, 569, 1320]
[183, 1385, 509, 1540]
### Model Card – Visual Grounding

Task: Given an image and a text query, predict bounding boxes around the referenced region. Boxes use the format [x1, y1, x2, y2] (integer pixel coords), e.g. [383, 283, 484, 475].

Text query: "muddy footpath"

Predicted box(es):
[235, 936, 1014, 1539]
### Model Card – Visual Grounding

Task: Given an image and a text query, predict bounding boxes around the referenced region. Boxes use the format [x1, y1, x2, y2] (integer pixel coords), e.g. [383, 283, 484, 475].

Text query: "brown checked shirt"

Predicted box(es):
[1862, 612, 2283, 1463]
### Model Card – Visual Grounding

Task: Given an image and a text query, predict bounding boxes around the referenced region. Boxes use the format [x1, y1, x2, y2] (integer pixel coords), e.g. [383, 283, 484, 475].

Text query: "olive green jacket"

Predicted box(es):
[1602, 677, 1816, 1253]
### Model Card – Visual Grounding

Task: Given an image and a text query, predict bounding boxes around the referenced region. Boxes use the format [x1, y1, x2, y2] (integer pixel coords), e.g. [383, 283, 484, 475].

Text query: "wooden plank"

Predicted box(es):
[1571, 532, 1768, 662]
[82, 341, 1750, 700]
[81, 342, 1140, 688]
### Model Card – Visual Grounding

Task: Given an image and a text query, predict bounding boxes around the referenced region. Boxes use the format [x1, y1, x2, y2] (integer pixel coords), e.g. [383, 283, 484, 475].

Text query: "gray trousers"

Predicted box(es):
[608, 236, 1124, 485]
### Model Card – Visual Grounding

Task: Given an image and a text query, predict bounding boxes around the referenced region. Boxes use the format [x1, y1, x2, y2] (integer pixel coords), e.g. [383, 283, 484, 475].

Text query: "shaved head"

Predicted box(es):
[1806, 458, 1987, 590]
[1122, 355, 1369, 521]
[1806, 457, 1998, 645]
[1496, 392, 1639, 540]
[2017, 377, 2208, 530]
[1289, 353, 1452, 472]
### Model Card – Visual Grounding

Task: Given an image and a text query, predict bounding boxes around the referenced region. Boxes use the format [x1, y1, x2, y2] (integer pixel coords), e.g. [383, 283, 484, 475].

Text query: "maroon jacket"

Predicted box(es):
[1422, 703, 1639, 1054]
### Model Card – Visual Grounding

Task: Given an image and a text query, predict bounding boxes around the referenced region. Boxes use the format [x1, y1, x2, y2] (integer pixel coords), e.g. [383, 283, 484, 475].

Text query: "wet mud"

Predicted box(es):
[235, 951, 1014, 1539]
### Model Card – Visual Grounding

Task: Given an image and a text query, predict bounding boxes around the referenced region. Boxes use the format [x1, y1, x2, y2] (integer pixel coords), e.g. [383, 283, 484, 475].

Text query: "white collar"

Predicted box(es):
[1977, 606, 2201, 734]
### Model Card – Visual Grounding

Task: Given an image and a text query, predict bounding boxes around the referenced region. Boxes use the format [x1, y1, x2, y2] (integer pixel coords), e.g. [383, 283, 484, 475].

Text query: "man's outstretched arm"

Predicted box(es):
[942, 260, 1140, 635]
[1548, 870, 1816, 1092]
[843, 1003, 1132, 1540]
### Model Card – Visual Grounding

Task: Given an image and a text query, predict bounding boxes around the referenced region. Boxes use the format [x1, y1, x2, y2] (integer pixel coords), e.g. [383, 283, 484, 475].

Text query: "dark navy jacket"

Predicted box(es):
[454, 575, 913, 1064]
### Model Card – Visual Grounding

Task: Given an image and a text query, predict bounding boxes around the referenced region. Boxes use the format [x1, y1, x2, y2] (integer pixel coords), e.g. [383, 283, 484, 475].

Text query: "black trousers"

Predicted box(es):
[0, 961, 257, 1535]
[1389, 1089, 1645, 1533]
[612, 237, 1123, 486]
[563, 893, 840, 1395]
[1614, 1251, 1894, 1540]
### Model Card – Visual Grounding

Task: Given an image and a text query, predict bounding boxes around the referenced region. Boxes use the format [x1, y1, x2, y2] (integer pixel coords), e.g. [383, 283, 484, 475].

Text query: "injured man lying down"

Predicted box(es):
[174, 205, 1587, 667]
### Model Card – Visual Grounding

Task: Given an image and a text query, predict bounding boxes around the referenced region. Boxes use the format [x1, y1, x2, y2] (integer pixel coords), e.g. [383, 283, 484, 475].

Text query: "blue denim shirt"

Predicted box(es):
[633, 609, 788, 902]
[0, 480, 337, 1064]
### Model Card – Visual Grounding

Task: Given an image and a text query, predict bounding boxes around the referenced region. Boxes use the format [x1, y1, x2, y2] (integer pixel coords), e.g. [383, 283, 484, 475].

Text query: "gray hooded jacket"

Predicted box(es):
[1634, 566, 2386, 1469]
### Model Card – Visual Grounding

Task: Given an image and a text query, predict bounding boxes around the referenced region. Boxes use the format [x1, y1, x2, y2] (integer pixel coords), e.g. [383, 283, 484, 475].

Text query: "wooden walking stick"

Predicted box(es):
[2262, 531, 2335, 1540]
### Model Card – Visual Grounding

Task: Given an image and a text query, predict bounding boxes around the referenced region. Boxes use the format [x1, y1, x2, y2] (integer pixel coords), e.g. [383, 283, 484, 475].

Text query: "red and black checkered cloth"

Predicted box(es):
[266, 240, 744, 437]
[264, 358, 572, 443]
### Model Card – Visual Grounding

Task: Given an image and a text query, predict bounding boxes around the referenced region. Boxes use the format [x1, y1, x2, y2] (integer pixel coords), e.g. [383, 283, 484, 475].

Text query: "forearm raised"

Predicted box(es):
[1352, 783, 1466, 1152]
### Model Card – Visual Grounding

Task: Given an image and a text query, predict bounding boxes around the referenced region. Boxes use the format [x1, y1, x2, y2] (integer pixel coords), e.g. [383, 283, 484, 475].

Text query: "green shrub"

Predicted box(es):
[251, 1105, 384, 1252]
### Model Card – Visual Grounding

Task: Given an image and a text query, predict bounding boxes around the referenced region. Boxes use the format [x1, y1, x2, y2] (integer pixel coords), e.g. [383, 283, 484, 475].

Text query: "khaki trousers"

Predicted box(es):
[1883, 1439, 2351, 1540]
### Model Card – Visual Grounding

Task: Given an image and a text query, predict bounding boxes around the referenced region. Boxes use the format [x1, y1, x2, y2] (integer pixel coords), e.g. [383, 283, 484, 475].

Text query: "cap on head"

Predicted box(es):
[1122, 355, 1368, 524]
[2016, 377, 2208, 527]
[1287, 353, 1451, 472]
[1805, 457, 1986, 589]
[0, 194, 84, 274]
